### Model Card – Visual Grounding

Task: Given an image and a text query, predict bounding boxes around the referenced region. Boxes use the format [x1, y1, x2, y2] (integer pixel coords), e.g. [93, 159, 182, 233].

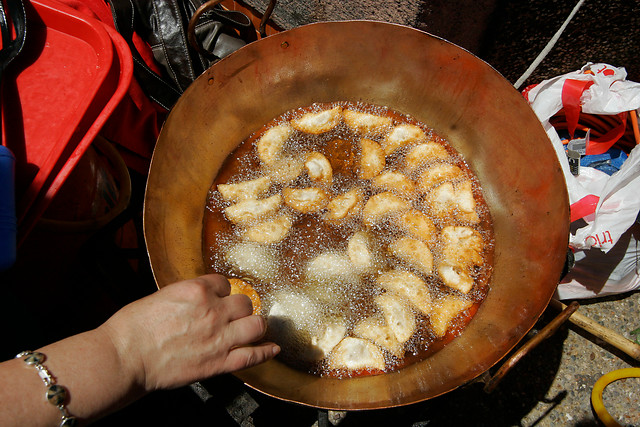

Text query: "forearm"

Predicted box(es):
[0, 327, 145, 426]
[0, 274, 278, 426]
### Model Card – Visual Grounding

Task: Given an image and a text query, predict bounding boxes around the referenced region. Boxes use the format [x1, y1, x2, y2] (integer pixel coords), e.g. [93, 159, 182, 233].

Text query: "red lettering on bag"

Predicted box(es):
[586, 231, 613, 247]
[595, 65, 615, 76]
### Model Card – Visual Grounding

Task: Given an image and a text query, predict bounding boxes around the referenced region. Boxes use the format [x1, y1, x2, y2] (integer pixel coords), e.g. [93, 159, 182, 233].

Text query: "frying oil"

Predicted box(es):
[203, 101, 494, 377]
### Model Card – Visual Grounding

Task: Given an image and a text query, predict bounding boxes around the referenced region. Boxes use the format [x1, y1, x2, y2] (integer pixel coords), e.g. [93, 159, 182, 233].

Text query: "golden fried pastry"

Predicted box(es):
[430, 294, 474, 337]
[404, 142, 450, 174]
[425, 180, 480, 224]
[224, 194, 282, 225]
[375, 293, 416, 343]
[376, 269, 432, 316]
[382, 124, 427, 155]
[291, 106, 342, 134]
[362, 191, 411, 226]
[242, 214, 293, 244]
[441, 226, 483, 268]
[343, 109, 392, 136]
[283, 187, 329, 213]
[304, 151, 333, 185]
[257, 124, 293, 165]
[372, 171, 415, 195]
[217, 176, 272, 202]
[324, 188, 364, 221]
[263, 156, 304, 185]
[396, 209, 437, 244]
[437, 262, 475, 294]
[328, 337, 386, 372]
[225, 242, 278, 281]
[388, 236, 433, 276]
[347, 231, 377, 272]
[305, 251, 357, 287]
[228, 278, 262, 315]
[310, 319, 348, 360]
[416, 163, 464, 191]
[358, 138, 386, 179]
[268, 292, 322, 359]
[354, 316, 404, 357]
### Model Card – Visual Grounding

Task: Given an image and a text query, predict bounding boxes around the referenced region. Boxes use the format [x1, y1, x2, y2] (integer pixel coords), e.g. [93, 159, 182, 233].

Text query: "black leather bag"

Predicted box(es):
[107, 0, 256, 110]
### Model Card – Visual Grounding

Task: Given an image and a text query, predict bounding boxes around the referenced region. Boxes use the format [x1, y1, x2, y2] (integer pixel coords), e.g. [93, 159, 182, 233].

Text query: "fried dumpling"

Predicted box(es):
[263, 156, 304, 185]
[347, 231, 377, 272]
[354, 316, 404, 357]
[310, 319, 348, 360]
[416, 163, 464, 191]
[324, 188, 364, 221]
[267, 291, 322, 361]
[404, 142, 450, 174]
[375, 293, 416, 343]
[396, 209, 437, 244]
[437, 225, 484, 293]
[225, 242, 278, 281]
[304, 151, 333, 185]
[224, 194, 282, 225]
[305, 251, 357, 286]
[268, 291, 319, 330]
[437, 262, 475, 294]
[362, 192, 411, 226]
[283, 187, 329, 213]
[228, 278, 262, 315]
[441, 226, 484, 268]
[257, 124, 293, 165]
[327, 337, 386, 372]
[358, 138, 386, 179]
[388, 236, 433, 276]
[343, 109, 392, 136]
[376, 269, 432, 316]
[304, 252, 360, 305]
[382, 124, 427, 155]
[217, 176, 272, 202]
[372, 171, 415, 195]
[430, 294, 474, 337]
[425, 180, 480, 224]
[242, 214, 293, 244]
[291, 106, 342, 134]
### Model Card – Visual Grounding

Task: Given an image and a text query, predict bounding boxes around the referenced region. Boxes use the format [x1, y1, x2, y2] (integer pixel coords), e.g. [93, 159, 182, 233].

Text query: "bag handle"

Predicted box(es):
[107, 0, 183, 110]
[562, 78, 628, 155]
[188, 0, 276, 57]
[188, 0, 226, 60]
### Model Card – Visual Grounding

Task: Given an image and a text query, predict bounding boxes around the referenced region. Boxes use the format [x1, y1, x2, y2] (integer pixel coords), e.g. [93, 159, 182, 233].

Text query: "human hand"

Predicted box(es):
[99, 274, 279, 391]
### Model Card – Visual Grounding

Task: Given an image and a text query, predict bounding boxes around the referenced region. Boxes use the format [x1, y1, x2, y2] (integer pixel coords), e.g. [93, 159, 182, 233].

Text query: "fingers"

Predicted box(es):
[222, 342, 281, 373]
[226, 315, 268, 347]
[224, 293, 254, 321]
[192, 274, 231, 298]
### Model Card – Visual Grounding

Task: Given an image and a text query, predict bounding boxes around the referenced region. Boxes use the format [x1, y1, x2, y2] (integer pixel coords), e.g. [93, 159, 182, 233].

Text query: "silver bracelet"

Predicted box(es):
[15, 351, 78, 427]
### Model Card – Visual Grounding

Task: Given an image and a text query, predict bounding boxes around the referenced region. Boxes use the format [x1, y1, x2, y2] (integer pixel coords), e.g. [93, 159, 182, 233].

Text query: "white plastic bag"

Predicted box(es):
[526, 63, 640, 253]
[525, 63, 640, 299]
[556, 223, 640, 299]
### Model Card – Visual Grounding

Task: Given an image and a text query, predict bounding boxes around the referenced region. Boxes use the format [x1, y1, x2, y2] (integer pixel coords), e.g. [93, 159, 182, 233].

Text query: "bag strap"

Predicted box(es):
[562, 78, 628, 155]
[107, 0, 183, 110]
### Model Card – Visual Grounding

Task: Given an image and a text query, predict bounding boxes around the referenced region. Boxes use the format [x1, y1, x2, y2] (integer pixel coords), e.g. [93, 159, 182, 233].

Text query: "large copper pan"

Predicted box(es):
[143, 21, 569, 410]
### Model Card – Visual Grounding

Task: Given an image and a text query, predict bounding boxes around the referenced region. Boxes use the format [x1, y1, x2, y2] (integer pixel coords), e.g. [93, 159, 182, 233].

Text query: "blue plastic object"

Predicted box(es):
[580, 148, 628, 176]
[0, 145, 16, 271]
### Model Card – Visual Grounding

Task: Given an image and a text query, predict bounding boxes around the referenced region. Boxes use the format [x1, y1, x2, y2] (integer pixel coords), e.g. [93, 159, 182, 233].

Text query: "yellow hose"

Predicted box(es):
[591, 368, 640, 427]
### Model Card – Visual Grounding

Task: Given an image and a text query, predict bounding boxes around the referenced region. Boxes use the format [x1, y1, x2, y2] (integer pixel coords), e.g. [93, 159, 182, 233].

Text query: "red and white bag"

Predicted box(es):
[524, 63, 640, 299]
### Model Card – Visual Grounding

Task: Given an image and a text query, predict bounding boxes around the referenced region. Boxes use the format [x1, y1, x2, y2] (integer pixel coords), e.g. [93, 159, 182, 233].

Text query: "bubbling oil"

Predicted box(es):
[203, 101, 494, 377]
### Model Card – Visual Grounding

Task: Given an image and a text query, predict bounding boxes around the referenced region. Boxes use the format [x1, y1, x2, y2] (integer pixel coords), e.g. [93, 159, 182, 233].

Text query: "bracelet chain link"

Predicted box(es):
[15, 351, 78, 427]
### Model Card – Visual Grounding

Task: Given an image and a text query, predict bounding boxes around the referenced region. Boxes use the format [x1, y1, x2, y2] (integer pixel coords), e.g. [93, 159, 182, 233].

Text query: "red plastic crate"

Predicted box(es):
[2, 0, 133, 244]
